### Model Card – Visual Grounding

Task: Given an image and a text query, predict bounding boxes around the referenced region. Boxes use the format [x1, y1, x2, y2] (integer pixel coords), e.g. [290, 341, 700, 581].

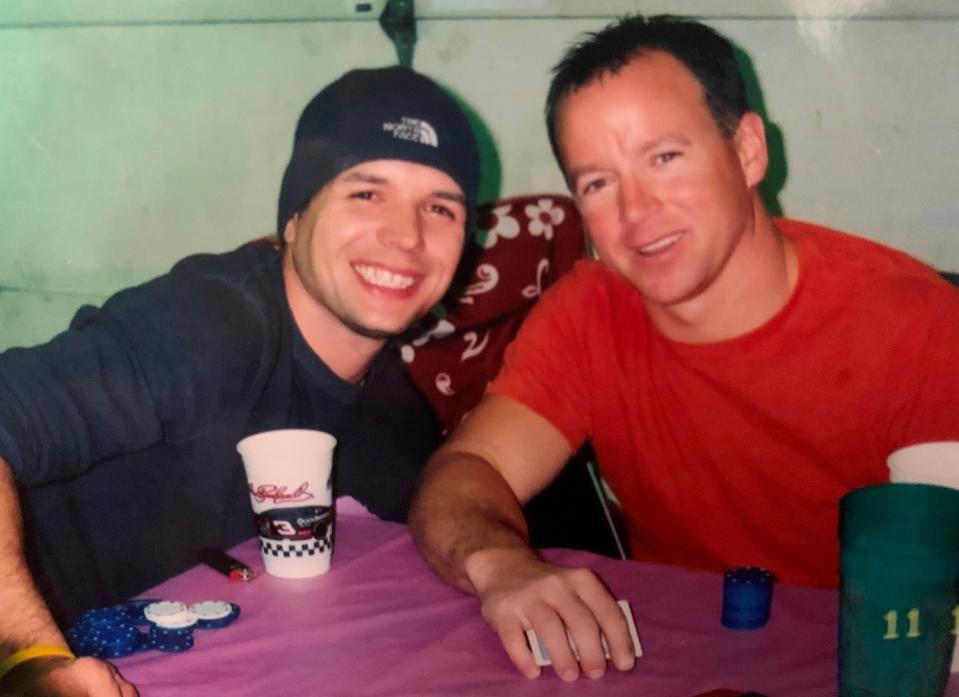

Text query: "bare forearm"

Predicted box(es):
[410, 447, 634, 682]
[0, 458, 66, 657]
[0, 462, 137, 694]
[408, 397, 632, 681]
[409, 448, 538, 595]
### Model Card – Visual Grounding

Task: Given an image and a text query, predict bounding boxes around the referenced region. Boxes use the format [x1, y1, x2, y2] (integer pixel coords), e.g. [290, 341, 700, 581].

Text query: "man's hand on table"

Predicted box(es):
[2, 656, 138, 697]
[467, 548, 636, 682]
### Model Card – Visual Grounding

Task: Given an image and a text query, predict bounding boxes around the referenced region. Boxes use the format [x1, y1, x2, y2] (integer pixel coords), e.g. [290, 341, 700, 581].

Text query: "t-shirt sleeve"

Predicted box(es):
[0, 268, 271, 486]
[488, 262, 596, 450]
[882, 278, 959, 447]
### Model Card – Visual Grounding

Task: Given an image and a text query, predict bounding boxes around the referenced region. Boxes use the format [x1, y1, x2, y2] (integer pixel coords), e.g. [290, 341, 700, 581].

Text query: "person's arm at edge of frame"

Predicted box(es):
[0, 458, 137, 697]
[409, 394, 635, 682]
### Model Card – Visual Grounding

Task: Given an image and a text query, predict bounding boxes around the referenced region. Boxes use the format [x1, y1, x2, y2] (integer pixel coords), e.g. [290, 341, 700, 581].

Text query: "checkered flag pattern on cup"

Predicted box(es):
[259, 537, 332, 558]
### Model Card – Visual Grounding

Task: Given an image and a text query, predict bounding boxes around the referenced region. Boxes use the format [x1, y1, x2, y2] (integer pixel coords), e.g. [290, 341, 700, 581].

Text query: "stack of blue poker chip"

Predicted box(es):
[66, 608, 145, 659]
[721, 566, 774, 630]
[147, 624, 196, 653]
[144, 601, 198, 653]
[66, 598, 240, 659]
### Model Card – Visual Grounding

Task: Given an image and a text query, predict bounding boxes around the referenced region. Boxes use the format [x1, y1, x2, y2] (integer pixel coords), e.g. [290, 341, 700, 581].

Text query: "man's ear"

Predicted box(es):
[734, 112, 769, 189]
[282, 213, 300, 245]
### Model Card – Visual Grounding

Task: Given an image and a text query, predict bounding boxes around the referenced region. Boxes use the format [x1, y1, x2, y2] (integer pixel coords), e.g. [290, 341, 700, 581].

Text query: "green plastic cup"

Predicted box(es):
[839, 483, 959, 697]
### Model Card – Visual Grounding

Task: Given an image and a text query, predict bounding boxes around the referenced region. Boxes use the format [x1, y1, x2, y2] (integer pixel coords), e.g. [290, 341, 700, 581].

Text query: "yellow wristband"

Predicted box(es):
[0, 645, 75, 683]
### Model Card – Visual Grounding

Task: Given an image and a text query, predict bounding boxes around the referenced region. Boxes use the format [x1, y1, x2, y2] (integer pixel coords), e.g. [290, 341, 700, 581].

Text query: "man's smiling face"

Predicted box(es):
[283, 158, 467, 340]
[556, 50, 764, 313]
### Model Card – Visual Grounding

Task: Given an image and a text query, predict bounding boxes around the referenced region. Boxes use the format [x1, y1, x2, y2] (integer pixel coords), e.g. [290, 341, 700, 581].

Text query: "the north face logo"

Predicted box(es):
[382, 117, 439, 147]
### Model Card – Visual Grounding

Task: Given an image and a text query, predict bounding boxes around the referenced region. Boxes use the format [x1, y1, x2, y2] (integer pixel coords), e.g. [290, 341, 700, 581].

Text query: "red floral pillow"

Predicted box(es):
[402, 194, 586, 434]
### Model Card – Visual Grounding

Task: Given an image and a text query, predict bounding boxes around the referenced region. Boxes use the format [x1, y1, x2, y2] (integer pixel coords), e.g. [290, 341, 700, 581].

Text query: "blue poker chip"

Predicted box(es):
[67, 611, 144, 659]
[148, 624, 195, 653]
[77, 607, 126, 628]
[721, 566, 774, 630]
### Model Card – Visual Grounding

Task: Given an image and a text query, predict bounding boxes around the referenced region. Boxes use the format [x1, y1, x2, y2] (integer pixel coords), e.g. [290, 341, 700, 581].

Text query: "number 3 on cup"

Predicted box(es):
[273, 520, 297, 536]
[881, 606, 959, 639]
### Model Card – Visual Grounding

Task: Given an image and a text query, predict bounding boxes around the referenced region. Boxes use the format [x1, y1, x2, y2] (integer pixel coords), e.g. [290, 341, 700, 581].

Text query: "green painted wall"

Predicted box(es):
[2, 1, 957, 349]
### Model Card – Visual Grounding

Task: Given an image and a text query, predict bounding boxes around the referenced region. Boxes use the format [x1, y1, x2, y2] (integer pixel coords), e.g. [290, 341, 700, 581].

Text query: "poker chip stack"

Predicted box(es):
[721, 566, 774, 630]
[66, 608, 145, 659]
[144, 601, 198, 652]
[66, 599, 240, 659]
[191, 600, 241, 629]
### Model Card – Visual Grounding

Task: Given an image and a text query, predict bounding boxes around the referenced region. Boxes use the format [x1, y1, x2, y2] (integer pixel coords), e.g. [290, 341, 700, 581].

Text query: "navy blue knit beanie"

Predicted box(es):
[277, 66, 480, 234]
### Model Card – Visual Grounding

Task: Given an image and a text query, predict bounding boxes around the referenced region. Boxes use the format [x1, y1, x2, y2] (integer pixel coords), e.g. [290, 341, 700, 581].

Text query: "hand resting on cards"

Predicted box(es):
[468, 549, 636, 681]
[410, 395, 636, 681]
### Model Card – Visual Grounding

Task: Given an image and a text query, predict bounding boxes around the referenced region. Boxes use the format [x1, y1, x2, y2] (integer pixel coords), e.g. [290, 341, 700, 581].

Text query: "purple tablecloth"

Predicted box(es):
[117, 498, 958, 696]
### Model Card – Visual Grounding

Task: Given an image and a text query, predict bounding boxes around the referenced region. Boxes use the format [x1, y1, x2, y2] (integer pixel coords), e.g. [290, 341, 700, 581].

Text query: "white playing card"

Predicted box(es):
[524, 599, 643, 667]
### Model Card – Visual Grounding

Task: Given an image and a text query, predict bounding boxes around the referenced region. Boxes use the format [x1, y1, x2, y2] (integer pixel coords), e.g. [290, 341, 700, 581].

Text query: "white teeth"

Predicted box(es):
[354, 264, 416, 290]
[640, 232, 682, 255]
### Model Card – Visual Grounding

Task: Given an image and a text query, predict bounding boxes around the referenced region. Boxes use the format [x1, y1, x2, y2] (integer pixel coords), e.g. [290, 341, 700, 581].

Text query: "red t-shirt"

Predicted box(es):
[490, 219, 959, 587]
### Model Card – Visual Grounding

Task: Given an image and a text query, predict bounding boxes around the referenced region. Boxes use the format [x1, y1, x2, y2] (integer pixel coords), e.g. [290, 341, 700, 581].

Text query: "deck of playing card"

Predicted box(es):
[524, 599, 642, 667]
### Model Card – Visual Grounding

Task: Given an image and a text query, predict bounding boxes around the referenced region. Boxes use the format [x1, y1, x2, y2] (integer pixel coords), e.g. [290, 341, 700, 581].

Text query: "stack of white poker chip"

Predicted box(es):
[189, 600, 240, 629]
[144, 601, 198, 629]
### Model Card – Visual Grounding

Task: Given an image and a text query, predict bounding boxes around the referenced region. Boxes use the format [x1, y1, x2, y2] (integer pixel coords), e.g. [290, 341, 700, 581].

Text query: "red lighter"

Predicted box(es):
[199, 548, 256, 582]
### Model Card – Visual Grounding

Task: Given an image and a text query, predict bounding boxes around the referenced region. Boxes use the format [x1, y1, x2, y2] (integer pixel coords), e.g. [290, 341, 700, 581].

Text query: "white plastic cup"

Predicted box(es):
[237, 429, 337, 579]
[887, 441, 959, 672]
[888, 442, 959, 490]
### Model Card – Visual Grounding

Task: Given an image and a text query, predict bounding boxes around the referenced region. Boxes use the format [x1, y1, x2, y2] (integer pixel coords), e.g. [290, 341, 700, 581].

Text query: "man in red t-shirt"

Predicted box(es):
[409, 14, 959, 684]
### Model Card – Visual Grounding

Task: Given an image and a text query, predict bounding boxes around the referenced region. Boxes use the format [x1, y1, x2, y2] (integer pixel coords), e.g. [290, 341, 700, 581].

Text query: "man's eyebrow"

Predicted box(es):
[638, 133, 691, 153]
[434, 190, 466, 205]
[338, 172, 389, 185]
[566, 134, 692, 184]
[566, 163, 604, 185]
[338, 171, 465, 205]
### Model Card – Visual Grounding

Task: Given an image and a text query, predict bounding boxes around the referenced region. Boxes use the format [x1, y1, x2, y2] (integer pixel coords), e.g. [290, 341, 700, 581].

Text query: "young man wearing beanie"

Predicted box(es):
[0, 66, 479, 696]
[410, 14, 959, 682]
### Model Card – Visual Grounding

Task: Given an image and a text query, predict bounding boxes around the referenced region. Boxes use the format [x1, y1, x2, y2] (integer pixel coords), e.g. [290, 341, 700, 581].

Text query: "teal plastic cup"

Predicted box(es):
[839, 483, 959, 697]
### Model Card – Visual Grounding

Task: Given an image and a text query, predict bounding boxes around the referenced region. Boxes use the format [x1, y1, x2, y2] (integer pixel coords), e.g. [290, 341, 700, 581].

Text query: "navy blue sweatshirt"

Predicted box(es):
[0, 242, 439, 624]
